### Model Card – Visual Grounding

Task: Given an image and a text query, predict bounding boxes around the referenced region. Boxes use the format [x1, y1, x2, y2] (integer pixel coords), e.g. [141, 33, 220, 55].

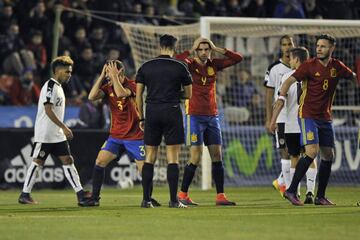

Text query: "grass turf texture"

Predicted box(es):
[0, 187, 359, 240]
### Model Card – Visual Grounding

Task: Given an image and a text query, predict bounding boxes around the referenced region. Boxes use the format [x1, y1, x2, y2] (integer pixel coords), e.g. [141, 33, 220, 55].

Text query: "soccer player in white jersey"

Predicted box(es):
[270, 47, 317, 204]
[264, 35, 294, 196]
[18, 56, 90, 205]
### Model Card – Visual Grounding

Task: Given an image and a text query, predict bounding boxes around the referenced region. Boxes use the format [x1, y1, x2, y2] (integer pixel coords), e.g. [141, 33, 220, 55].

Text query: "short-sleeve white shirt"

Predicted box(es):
[264, 60, 292, 123]
[279, 70, 301, 133]
[34, 78, 66, 143]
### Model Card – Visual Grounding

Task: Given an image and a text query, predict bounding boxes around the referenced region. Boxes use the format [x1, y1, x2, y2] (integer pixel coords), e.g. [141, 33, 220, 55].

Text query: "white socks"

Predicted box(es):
[306, 167, 317, 194]
[281, 159, 291, 189]
[290, 167, 317, 195]
[22, 161, 40, 193]
[277, 172, 285, 186]
[63, 164, 83, 192]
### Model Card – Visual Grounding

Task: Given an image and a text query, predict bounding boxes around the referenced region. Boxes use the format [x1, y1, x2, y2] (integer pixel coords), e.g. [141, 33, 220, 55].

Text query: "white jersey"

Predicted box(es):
[264, 59, 292, 123]
[34, 78, 66, 143]
[280, 70, 301, 133]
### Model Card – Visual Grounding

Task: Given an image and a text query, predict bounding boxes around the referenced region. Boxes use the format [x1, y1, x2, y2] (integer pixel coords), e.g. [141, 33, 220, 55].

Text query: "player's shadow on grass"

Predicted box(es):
[0, 207, 84, 213]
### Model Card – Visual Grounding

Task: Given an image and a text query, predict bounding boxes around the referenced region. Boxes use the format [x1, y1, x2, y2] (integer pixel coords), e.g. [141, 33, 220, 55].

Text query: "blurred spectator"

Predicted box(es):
[26, 30, 47, 76]
[273, 0, 305, 18]
[225, 0, 243, 17]
[202, 0, 225, 16]
[0, 22, 36, 76]
[72, 44, 101, 99]
[224, 69, 261, 108]
[244, 0, 267, 18]
[303, 0, 323, 19]
[317, 0, 353, 19]
[23, 1, 50, 40]
[224, 69, 264, 124]
[144, 4, 159, 25]
[0, 71, 40, 105]
[128, 2, 147, 24]
[0, 3, 16, 34]
[56, 22, 74, 56]
[89, 25, 107, 62]
[178, 1, 201, 23]
[78, 99, 107, 129]
[106, 46, 121, 61]
[71, 26, 90, 58]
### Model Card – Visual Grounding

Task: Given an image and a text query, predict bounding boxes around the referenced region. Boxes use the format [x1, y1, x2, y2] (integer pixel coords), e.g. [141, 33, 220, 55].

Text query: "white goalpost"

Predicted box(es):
[120, 17, 360, 189]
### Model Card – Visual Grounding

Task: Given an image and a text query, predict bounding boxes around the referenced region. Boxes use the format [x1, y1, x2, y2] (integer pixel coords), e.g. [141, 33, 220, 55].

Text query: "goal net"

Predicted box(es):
[119, 17, 360, 188]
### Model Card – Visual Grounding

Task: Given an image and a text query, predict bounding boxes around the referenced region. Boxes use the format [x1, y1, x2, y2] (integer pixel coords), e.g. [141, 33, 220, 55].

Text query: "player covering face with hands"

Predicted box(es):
[79, 60, 160, 207]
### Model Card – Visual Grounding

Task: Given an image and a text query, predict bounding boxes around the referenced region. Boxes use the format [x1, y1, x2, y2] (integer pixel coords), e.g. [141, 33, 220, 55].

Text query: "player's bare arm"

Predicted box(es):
[279, 75, 297, 97]
[265, 87, 275, 133]
[182, 85, 192, 99]
[88, 64, 106, 101]
[108, 61, 131, 98]
[136, 83, 145, 131]
[269, 98, 285, 134]
[44, 103, 73, 140]
[351, 72, 358, 85]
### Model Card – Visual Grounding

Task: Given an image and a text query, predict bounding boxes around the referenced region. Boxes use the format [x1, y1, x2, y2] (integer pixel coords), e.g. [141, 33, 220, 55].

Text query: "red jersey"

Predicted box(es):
[101, 78, 143, 140]
[176, 49, 242, 115]
[292, 58, 353, 121]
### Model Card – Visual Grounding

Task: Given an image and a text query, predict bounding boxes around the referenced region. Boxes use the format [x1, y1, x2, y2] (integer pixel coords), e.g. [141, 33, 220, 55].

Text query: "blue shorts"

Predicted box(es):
[184, 115, 222, 146]
[101, 137, 145, 160]
[298, 118, 335, 147]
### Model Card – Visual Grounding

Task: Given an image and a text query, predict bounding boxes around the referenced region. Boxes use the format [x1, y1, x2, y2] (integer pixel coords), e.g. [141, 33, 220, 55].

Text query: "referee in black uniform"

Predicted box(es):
[136, 34, 192, 208]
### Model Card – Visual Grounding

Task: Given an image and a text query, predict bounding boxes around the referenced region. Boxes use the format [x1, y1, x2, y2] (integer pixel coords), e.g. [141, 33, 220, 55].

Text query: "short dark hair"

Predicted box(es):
[51, 56, 74, 74]
[280, 35, 293, 45]
[289, 47, 309, 63]
[316, 34, 336, 45]
[159, 34, 177, 50]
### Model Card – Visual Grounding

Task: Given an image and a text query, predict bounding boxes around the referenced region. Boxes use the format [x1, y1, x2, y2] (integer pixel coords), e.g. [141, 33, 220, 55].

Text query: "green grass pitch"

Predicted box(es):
[0, 186, 359, 240]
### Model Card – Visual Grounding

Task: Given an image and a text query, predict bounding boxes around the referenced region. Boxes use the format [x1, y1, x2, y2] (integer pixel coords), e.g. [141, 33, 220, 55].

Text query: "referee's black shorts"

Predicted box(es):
[144, 103, 184, 146]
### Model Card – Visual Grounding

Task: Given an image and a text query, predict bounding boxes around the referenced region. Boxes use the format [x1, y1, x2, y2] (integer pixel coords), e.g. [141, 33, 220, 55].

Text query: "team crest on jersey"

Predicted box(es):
[315, 72, 320, 77]
[39, 151, 45, 158]
[110, 92, 114, 97]
[191, 133, 198, 143]
[195, 69, 199, 73]
[306, 131, 314, 141]
[330, 68, 337, 77]
[207, 67, 215, 76]
[46, 89, 52, 98]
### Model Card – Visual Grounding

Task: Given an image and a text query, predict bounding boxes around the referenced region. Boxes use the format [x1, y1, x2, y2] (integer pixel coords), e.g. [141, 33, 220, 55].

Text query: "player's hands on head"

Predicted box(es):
[118, 68, 125, 82]
[62, 125, 73, 140]
[191, 37, 207, 53]
[107, 61, 121, 81]
[207, 39, 217, 50]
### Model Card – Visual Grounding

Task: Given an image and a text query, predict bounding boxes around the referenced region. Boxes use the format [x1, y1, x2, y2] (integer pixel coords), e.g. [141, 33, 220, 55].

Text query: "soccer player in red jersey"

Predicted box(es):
[176, 37, 243, 205]
[79, 60, 159, 207]
[276, 34, 357, 206]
